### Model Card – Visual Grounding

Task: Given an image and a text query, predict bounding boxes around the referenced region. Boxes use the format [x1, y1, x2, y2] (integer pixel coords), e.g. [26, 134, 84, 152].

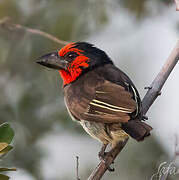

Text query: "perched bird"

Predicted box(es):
[36, 42, 152, 159]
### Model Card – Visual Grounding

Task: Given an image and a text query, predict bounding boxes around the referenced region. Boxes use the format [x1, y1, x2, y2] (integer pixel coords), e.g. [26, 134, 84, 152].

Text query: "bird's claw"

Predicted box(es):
[98, 151, 106, 162]
[107, 161, 115, 172]
[98, 144, 107, 162]
[98, 151, 115, 172]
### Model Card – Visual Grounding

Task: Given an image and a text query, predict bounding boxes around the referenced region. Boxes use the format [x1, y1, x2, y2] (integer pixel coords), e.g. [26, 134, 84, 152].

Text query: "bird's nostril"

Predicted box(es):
[36, 59, 46, 64]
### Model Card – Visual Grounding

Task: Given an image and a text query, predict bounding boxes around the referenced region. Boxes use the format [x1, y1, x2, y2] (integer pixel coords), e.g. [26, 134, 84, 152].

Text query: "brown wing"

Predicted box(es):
[77, 80, 137, 123]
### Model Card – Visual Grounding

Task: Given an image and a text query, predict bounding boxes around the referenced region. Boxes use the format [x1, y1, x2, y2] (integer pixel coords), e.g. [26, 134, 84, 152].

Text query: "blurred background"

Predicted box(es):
[0, 0, 179, 179]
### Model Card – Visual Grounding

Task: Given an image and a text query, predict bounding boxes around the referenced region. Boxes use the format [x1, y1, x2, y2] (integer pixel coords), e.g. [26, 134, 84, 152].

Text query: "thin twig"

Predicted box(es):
[76, 156, 80, 180]
[174, 0, 179, 11]
[88, 42, 179, 180]
[0, 17, 68, 45]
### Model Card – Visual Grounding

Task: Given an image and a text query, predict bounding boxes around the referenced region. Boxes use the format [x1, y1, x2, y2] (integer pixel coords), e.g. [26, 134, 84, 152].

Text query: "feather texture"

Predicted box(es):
[64, 63, 152, 143]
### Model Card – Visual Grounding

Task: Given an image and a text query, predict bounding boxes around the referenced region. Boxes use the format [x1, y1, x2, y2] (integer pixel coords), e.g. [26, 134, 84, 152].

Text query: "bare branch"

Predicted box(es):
[76, 156, 80, 180]
[174, 0, 179, 11]
[0, 17, 68, 45]
[88, 42, 179, 179]
[142, 40, 179, 114]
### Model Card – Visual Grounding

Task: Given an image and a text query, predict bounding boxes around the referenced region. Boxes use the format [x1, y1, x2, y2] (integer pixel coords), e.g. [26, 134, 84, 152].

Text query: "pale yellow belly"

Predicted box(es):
[80, 120, 129, 147]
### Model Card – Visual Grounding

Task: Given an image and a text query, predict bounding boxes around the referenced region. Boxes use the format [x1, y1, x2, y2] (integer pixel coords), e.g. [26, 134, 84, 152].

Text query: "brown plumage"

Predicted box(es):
[64, 63, 152, 146]
[36, 42, 152, 157]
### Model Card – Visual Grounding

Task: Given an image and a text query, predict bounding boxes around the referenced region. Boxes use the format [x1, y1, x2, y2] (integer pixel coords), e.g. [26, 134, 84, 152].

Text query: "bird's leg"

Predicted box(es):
[98, 143, 107, 161]
[98, 144, 115, 172]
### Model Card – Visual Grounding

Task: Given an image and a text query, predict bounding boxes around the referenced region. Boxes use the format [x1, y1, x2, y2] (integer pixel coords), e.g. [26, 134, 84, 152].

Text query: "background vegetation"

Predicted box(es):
[0, 0, 178, 179]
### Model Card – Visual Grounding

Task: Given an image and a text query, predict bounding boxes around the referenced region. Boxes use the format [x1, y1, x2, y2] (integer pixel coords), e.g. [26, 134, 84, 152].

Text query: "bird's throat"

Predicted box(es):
[59, 54, 90, 86]
[59, 68, 82, 86]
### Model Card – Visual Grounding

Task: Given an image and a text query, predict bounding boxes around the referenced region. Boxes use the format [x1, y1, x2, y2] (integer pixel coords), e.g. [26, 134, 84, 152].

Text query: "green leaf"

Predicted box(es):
[0, 174, 9, 180]
[0, 145, 13, 154]
[0, 145, 13, 158]
[0, 143, 8, 152]
[0, 168, 16, 172]
[0, 123, 14, 144]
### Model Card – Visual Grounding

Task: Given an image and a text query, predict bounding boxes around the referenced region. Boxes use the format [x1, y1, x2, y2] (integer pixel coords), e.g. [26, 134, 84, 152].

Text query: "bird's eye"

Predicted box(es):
[68, 54, 74, 58]
[66, 52, 77, 59]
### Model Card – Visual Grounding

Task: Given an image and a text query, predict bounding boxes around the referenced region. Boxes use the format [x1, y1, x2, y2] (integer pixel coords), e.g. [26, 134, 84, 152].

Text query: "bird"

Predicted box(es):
[36, 42, 152, 161]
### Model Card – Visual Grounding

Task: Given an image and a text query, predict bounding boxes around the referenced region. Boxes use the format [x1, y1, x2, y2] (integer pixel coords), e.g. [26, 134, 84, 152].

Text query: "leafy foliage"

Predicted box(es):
[0, 123, 16, 178]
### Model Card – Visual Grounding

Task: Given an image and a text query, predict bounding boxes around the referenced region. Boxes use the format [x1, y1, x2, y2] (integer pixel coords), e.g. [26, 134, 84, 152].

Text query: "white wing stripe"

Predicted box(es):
[89, 101, 131, 113]
[130, 85, 138, 116]
[92, 99, 132, 111]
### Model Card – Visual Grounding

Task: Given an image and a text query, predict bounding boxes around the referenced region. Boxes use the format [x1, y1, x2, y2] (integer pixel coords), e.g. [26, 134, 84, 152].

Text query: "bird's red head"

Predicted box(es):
[57, 42, 90, 85]
[37, 42, 113, 86]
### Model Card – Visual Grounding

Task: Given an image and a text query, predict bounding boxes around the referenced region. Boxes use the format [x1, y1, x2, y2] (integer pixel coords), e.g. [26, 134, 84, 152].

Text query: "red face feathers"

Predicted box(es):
[58, 43, 90, 86]
[37, 42, 113, 86]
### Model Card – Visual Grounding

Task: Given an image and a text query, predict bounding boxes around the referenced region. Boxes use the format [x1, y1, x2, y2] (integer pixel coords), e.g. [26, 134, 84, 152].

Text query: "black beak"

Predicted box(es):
[36, 52, 68, 70]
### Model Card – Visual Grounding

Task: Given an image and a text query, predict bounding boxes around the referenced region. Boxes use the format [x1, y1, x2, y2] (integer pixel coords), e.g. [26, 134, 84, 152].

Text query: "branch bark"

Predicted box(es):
[142, 41, 179, 114]
[88, 42, 179, 180]
[76, 156, 80, 180]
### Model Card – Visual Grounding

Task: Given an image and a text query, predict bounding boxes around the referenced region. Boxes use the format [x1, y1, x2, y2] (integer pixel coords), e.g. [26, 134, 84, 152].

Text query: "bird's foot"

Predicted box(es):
[108, 162, 115, 172]
[98, 151, 106, 161]
[98, 144, 107, 162]
[98, 144, 115, 172]
[99, 152, 115, 171]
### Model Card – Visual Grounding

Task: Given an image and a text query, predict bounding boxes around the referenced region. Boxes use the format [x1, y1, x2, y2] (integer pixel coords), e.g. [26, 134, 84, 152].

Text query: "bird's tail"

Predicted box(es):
[122, 120, 152, 141]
